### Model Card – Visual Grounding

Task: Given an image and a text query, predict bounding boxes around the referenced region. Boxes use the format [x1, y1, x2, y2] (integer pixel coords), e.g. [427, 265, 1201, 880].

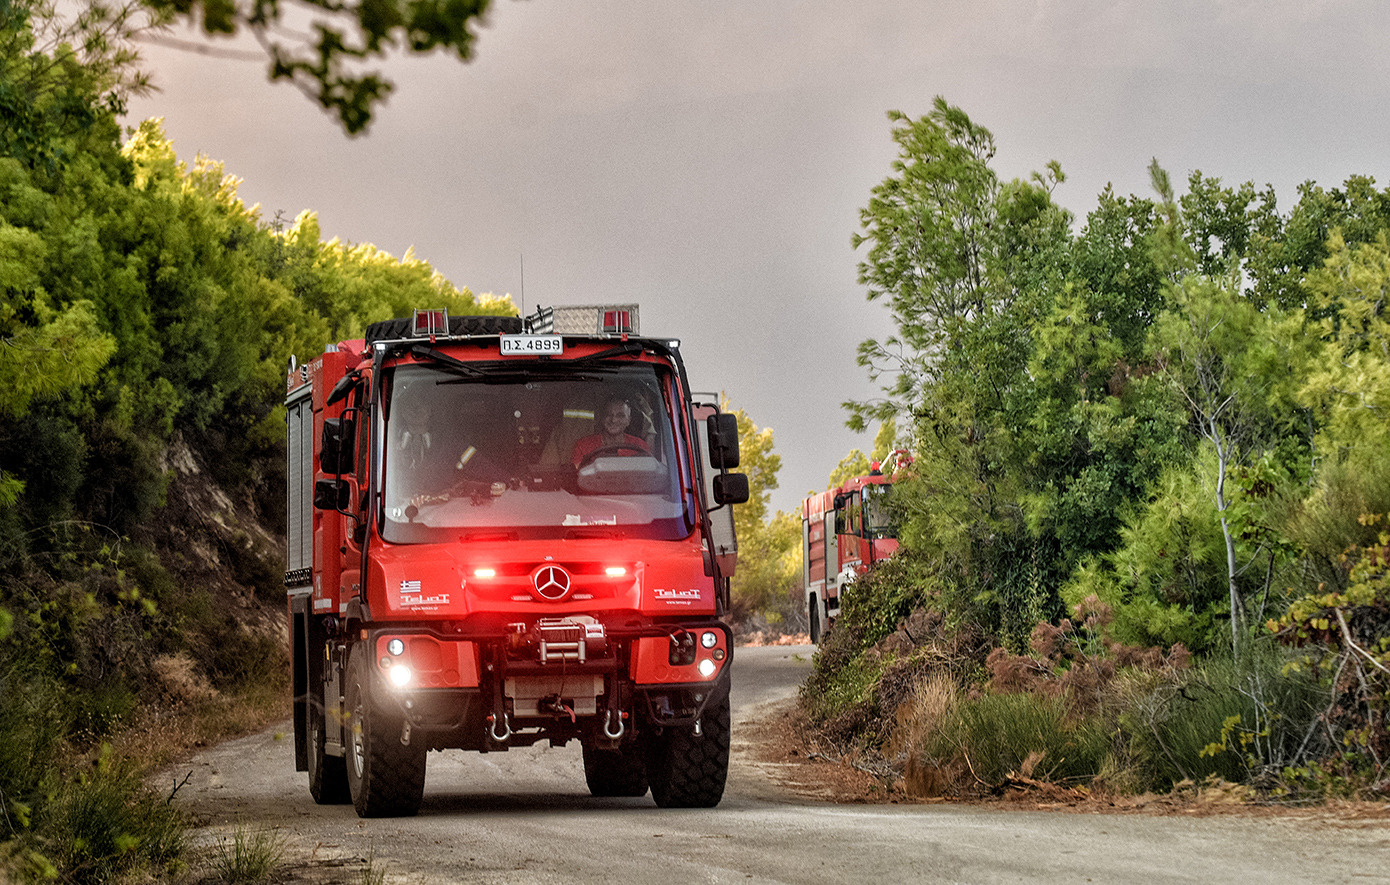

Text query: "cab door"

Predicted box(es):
[824, 512, 839, 616]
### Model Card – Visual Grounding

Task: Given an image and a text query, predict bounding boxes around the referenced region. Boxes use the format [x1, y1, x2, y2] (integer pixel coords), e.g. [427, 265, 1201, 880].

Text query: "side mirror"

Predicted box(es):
[706, 413, 740, 469]
[321, 417, 356, 475]
[313, 479, 351, 511]
[325, 373, 357, 407]
[712, 472, 749, 506]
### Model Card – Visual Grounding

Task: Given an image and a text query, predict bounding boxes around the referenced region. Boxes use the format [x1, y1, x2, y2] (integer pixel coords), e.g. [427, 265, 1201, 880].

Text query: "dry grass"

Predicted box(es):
[113, 679, 290, 775]
[891, 673, 965, 798]
[152, 653, 221, 704]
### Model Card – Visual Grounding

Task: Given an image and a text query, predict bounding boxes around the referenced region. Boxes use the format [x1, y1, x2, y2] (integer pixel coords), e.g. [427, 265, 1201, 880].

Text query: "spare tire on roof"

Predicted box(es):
[364, 314, 524, 343]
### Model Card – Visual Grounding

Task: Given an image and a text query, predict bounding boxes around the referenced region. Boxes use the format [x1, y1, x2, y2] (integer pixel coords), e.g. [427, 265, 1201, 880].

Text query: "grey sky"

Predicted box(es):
[126, 0, 1390, 515]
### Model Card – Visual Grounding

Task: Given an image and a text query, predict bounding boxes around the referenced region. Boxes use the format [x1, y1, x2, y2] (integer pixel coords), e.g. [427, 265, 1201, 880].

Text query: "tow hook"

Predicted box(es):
[487, 712, 512, 743]
[603, 709, 626, 740]
[400, 720, 412, 747]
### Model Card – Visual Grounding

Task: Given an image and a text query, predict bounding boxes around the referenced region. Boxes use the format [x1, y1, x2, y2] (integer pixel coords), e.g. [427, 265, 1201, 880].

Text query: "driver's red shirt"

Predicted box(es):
[571, 433, 649, 467]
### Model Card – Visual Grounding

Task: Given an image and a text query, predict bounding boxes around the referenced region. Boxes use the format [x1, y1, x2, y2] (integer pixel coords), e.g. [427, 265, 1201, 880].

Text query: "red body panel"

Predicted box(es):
[630, 634, 727, 685]
[362, 536, 715, 620]
[373, 634, 480, 688]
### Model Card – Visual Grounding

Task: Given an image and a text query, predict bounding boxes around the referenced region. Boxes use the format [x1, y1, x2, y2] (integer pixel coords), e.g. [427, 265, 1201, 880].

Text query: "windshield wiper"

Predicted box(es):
[556, 341, 647, 366]
[408, 344, 485, 378]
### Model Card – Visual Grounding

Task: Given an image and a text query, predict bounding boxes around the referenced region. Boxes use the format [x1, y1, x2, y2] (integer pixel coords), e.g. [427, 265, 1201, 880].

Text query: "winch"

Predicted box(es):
[507, 616, 608, 664]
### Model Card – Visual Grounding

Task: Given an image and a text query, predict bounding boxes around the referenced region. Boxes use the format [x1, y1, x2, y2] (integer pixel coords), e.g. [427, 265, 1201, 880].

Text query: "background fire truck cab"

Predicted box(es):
[285, 305, 748, 817]
[801, 451, 907, 643]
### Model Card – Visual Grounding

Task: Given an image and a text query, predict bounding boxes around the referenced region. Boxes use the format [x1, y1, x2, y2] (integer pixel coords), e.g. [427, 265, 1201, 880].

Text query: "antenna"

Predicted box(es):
[520, 252, 525, 317]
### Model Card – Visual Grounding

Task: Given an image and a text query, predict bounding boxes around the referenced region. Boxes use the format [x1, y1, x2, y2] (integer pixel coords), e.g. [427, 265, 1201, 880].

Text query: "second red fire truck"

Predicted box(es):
[801, 451, 908, 643]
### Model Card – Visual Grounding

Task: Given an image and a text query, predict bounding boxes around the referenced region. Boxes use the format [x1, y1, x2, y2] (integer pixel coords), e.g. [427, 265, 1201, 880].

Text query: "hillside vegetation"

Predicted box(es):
[0, 3, 511, 879]
[798, 99, 1390, 803]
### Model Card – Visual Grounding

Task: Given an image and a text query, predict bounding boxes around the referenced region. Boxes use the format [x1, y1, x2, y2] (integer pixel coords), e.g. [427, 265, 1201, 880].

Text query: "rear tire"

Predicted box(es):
[644, 694, 731, 808]
[583, 742, 649, 797]
[809, 597, 821, 645]
[308, 695, 351, 804]
[345, 647, 426, 817]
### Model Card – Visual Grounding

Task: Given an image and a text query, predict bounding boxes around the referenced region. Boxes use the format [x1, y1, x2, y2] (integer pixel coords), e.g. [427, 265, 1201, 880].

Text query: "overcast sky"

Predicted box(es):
[125, 0, 1390, 514]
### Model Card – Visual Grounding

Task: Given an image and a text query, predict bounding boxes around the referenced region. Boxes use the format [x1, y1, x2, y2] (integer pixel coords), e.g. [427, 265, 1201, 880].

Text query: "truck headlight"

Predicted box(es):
[389, 665, 412, 687]
[697, 659, 716, 678]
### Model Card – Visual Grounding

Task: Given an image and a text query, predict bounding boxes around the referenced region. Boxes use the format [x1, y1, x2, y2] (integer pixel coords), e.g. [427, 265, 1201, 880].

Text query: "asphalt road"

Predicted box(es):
[166, 644, 1390, 884]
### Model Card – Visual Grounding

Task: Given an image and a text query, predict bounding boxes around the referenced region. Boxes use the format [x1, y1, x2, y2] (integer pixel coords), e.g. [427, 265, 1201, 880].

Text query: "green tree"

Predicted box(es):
[139, 0, 491, 133]
[826, 418, 900, 489]
[847, 100, 999, 431]
[723, 400, 800, 622]
[826, 450, 870, 489]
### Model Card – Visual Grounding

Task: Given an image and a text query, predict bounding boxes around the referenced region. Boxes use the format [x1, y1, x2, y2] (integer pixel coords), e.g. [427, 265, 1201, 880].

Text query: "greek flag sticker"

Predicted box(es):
[400, 580, 422, 594]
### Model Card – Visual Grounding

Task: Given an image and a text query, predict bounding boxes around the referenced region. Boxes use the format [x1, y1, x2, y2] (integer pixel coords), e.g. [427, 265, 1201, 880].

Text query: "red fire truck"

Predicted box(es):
[801, 451, 908, 643]
[284, 307, 748, 817]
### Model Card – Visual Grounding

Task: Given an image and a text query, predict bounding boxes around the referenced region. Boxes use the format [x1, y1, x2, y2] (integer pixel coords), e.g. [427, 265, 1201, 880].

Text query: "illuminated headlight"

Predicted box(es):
[700, 631, 718, 649]
[389, 665, 413, 687]
[387, 639, 405, 656]
[474, 568, 496, 578]
[605, 566, 627, 577]
[697, 659, 717, 678]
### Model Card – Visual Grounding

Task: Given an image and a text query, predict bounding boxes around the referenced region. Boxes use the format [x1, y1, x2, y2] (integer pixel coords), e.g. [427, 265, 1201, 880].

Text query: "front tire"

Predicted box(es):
[644, 694, 731, 808]
[809, 596, 821, 645]
[583, 741, 649, 797]
[345, 647, 426, 817]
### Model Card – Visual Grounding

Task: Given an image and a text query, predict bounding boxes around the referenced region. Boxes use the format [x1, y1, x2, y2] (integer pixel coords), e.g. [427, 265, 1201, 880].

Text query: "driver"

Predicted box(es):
[571, 396, 650, 467]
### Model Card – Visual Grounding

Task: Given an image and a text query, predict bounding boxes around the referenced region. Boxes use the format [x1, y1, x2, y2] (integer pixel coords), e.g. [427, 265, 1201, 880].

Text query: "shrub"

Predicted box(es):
[801, 645, 887, 739]
[907, 688, 1113, 794]
[33, 747, 186, 885]
[838, 550, 943, 648]
[1122, 643, 1325, 791]
[1267, 524, 1390, 796]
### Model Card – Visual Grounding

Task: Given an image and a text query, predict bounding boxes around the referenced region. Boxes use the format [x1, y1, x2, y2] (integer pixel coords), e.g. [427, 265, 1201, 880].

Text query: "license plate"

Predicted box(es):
[501, 334, 564, 356]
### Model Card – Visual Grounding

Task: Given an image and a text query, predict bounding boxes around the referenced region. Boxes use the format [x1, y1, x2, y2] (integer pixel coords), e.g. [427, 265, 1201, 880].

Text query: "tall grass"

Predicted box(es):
[889, 638, 1331, 797]
[210, 824, 286, 884]
[902, 679, 1112, 793]
[33, 748, 186, 885]
[1124, 643, 1327, 790]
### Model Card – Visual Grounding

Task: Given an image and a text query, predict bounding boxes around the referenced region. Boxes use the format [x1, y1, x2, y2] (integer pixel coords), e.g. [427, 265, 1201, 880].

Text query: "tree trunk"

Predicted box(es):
[1211, 416, 1242, 659]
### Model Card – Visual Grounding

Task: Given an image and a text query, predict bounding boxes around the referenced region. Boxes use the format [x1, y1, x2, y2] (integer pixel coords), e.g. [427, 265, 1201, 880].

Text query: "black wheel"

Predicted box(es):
[345, 647, 426, 817]
[809, 597, 821, 645]
[644, 694, 731, 808]
[583, 741, 649, 797]
[308, 694, 350, 804]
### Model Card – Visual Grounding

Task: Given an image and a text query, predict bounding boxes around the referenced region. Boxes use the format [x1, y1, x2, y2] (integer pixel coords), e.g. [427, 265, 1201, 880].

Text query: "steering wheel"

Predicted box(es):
[577, 444, 647, 468]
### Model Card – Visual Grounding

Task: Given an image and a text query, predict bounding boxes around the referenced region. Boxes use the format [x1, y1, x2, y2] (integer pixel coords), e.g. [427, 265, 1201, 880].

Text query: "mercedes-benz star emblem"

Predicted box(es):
[532, 565, 572, 601]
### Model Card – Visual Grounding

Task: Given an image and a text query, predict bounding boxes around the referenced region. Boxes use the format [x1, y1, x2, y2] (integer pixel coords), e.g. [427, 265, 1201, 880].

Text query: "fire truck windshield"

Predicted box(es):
[379, 361, 695, 542]
[864, 484, 897, 539]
